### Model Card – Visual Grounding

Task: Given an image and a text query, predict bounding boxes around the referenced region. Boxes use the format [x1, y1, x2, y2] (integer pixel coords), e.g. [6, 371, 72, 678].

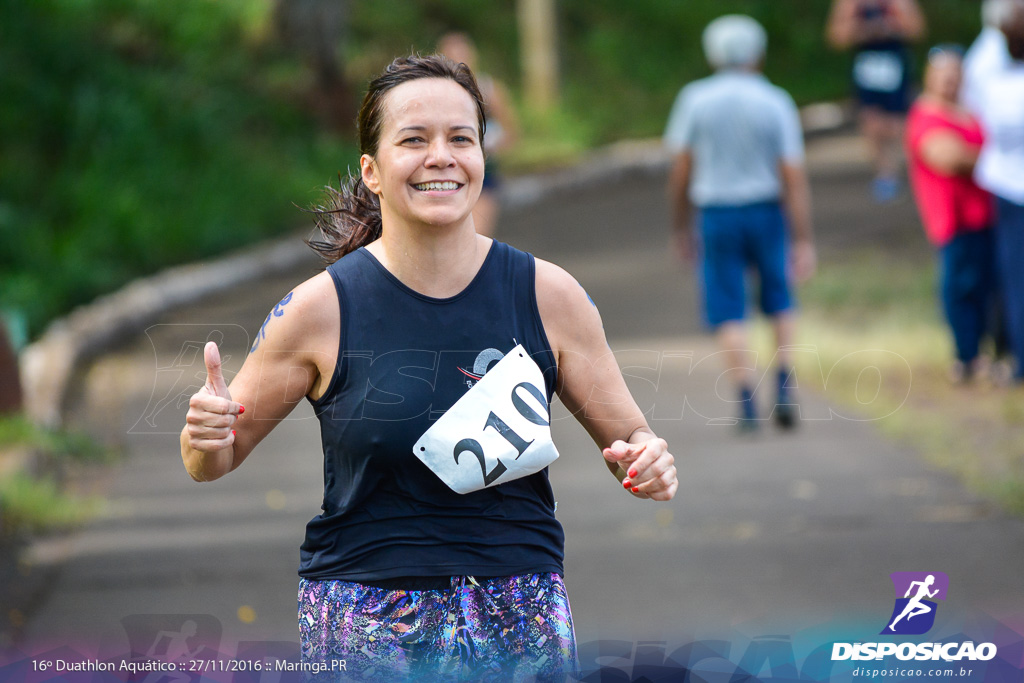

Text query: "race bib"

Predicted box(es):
[412, 345, 558, 495]
[853, 51, 904, 92]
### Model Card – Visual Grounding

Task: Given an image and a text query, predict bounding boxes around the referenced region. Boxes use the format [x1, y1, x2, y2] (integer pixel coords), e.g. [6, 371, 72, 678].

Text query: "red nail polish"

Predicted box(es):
[231, 430, 236, 437]
[239, 405, 245, 415]
[628, 469, 638, 478]
[622, 480, 631, 489]
[632, 486, 640, 493]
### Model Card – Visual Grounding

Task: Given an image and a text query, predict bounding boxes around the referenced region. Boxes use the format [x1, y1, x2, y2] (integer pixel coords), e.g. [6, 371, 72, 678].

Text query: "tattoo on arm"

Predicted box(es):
[581, 284, 603, 328]
[249, 292, 294, 354]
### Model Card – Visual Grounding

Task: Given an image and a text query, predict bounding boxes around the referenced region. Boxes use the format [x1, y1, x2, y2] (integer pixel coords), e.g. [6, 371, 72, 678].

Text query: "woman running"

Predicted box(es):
[180, 54, 677, 682]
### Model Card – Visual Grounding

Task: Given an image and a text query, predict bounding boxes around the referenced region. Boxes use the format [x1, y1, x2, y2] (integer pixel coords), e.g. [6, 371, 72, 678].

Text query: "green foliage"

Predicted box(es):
[793, 255, 1024, 516]
[0, 415, 110, 464]
[346, 0, 520, 84]
[0, 0, 350, 338]
[0, 473, 100, 534]
[0, 0, 989, 339]
[0, 414, 110, 534]
[347, 0, 984, 148]
[800, 251, 938, 323]
[557, 0, 981, 144]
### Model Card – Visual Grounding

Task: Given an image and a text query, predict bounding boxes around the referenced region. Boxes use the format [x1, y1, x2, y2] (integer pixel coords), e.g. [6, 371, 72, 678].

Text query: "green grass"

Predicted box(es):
[0, 415, 111, 464]
[756, 254, 1024, 514]
[0, 473, 102, 535]
[0, 415, 112, 534]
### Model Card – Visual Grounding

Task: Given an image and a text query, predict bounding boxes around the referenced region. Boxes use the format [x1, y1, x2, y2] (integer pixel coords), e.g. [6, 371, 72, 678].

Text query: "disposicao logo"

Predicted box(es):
[881, 571, 948, 635]
[831, 571, 998, 663]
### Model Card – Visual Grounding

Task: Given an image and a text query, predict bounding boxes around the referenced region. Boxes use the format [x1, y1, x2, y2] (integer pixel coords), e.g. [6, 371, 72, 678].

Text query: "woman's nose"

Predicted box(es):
[425, 138, 455, 167]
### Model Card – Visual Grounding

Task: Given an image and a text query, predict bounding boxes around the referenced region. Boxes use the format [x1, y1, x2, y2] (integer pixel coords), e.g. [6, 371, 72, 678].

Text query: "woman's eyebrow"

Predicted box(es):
[396, 124, 476, 134]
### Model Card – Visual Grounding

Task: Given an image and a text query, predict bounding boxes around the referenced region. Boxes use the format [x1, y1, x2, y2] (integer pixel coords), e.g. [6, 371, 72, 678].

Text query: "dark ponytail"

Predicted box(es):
[306, 54, 487, 264]
[306, 173, 382, 264]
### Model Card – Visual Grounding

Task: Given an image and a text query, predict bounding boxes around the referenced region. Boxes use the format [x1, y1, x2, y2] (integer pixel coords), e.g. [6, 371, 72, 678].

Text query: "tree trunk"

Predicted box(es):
[517, 0, 559, 113]
[0, 320, 22, 415]
[274, 0, 356, 132]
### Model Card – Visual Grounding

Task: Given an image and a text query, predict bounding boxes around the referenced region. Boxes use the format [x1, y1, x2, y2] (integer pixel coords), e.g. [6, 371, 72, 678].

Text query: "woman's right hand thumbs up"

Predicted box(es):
[185, 341, 244, 454]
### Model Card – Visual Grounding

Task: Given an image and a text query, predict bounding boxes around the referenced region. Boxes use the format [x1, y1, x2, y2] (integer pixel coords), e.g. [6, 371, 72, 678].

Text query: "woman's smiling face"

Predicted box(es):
[360, 77, 485, 230]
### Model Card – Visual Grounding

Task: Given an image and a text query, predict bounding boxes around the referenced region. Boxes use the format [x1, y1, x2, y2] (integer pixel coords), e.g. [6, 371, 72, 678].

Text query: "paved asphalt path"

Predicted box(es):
[13, 133, 1024, 669]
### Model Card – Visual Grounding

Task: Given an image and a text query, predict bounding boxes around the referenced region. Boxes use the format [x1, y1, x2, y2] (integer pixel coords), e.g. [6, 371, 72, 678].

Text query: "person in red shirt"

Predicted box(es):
[905, 44, 996, 382]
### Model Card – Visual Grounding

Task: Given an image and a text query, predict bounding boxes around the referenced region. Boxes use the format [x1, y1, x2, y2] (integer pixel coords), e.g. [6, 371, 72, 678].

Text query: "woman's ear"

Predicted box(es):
[360, 154, 381, 196]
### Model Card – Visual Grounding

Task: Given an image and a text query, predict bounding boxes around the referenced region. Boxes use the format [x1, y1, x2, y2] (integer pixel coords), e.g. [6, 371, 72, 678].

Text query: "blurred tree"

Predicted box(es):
[517, 0, 559, 112]
[0, 321, 21, 415]
[273, 0, 356, 131]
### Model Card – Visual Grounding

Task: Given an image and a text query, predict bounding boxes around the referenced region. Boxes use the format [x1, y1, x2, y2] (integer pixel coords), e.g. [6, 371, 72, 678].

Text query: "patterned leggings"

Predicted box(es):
[297, 573, 577, 682]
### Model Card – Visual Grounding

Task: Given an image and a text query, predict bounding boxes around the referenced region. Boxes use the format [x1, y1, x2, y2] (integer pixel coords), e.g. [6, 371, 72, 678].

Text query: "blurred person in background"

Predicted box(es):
[905, 45, 996, 384]
[962, 0, 1021, 114]
[439, 31, 519, 237]
[962, 0, 1022, 383]
[972, 3, 1024, 384]
[827, 0, 926, 202]
[665, 14, 816, 433]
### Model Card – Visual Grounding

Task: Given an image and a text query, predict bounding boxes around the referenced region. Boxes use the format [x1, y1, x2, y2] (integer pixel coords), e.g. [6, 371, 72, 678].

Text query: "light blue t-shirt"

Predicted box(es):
[664, 70, 804, 207]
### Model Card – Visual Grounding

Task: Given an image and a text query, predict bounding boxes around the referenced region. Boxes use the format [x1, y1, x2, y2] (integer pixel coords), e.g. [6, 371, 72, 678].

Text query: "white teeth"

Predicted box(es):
[414, 181, 459, 191]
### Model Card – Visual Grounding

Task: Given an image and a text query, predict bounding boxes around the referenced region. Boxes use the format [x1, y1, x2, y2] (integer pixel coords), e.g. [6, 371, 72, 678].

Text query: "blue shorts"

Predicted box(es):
[699, 201, 793, 327]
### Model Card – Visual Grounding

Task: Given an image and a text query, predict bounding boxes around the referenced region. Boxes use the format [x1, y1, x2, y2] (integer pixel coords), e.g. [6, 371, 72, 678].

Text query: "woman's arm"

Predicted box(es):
[780, 162, 817, 283]
[667, 151, 696, 264]
[180, 271, 339, 482]
[918, 129, 980, 176]
[535, 260, 678, 501]
[826, 0, 859, 49]
[892, 0, 926, 42]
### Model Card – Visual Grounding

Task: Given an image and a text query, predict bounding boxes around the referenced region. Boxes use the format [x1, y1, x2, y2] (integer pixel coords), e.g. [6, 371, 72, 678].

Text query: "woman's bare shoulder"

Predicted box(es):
[534, 258, 588, 310]
[533, 258, 605, 352]
[251, 270, 338, 354]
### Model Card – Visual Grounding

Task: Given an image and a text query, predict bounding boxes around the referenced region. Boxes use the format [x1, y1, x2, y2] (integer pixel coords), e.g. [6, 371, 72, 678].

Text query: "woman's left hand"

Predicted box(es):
[603, 438, 678, 501]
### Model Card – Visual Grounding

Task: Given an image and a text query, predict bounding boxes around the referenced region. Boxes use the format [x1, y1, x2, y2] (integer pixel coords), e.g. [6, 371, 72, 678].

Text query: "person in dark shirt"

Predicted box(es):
[827, 0, 926, 201]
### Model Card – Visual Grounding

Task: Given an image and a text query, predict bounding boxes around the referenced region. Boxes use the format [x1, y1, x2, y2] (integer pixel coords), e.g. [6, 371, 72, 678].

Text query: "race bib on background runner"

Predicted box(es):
[413, 345, 559, 495]
[853, 51, 904, 92]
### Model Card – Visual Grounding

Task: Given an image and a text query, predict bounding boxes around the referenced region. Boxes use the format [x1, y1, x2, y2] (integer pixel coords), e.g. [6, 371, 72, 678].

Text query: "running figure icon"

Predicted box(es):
[889, 574, 939, 631]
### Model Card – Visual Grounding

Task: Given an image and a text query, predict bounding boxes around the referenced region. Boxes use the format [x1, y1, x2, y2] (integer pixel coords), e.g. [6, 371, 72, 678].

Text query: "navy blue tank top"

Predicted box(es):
[299, 240, 565, 581]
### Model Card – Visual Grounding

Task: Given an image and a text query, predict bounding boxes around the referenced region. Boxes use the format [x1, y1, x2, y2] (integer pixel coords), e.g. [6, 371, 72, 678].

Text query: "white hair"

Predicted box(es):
[702, 14, 767, 69]
[982, 0, 1022, 28]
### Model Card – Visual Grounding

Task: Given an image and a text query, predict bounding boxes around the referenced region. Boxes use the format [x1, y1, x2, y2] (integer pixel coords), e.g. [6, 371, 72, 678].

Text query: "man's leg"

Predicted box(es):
[716, 320, 758, 430]
[752, 202, 798, 429]
[859, 108, 903, 202]
[700, 206, 756, 430]
[768, 312, 799, 428]
[770, 311, 796, 365]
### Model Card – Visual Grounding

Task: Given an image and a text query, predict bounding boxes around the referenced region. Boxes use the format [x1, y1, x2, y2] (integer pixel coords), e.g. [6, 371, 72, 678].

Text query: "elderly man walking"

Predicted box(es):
[665, 14, 816, 431]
